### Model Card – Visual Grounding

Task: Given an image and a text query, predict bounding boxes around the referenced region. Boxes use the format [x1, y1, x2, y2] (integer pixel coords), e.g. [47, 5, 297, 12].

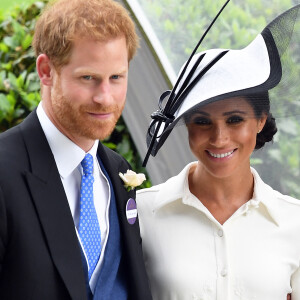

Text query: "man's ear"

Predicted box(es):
[36, 54, 54, 86]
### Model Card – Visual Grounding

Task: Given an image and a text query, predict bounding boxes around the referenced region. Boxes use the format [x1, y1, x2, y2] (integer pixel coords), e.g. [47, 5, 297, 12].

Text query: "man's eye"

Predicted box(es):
[82, 75, 93, 80]
[227, 116, 244, 124]
[111, 75, 120, 80]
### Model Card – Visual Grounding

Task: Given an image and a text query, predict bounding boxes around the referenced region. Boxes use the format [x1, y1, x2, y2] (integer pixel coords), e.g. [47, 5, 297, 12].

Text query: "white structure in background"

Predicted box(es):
[120, 0, 194, 185]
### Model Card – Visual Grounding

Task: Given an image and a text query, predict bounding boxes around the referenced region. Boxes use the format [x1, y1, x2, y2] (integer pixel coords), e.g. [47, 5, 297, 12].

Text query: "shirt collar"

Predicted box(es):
[251, 167, 280, 226]
[36, 102, 99, 178]
[153, 162, 196, 211]
[152, 162, 280, 226]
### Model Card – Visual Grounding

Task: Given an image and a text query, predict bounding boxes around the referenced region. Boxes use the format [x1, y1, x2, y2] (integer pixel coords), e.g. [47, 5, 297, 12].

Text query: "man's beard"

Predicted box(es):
[51, 82, 124, 141]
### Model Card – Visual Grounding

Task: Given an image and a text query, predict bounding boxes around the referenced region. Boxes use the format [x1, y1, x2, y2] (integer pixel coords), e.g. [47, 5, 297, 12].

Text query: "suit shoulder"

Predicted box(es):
[0, 124, 26, 163]
[0, 124, 22, 145]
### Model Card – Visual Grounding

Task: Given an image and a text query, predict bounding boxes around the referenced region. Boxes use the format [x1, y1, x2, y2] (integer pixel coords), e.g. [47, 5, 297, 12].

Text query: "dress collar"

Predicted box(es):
[152, 162, 195, 212]
[152, 162, 281, 226]
[36, 102, 99, 178]
[251, 167, 280, 226]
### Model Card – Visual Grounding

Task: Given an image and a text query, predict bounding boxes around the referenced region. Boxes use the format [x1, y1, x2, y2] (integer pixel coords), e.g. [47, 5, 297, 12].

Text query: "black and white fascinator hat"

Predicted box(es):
[143, 1, 300, 166]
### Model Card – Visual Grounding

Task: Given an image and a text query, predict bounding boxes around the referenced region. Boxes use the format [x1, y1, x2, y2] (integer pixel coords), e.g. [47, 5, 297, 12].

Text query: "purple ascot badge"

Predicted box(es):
[126, 198, 137, 225]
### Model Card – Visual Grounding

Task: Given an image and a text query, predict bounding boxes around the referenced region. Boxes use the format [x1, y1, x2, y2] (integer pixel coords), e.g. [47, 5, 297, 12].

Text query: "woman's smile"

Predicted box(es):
[206, 149, 236, 159]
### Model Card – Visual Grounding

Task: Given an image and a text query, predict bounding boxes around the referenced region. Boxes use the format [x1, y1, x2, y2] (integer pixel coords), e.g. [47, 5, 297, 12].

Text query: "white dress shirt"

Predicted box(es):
[36, 102, 110, 292]
[137, 162, 300, 300]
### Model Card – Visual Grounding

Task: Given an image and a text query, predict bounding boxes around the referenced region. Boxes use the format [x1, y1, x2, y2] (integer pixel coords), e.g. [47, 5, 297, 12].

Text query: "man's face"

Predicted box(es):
[45, 37, 129, 149]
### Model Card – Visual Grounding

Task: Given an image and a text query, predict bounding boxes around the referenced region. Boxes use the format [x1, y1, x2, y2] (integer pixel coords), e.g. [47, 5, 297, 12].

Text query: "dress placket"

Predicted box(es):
[213, 222, 229, 300]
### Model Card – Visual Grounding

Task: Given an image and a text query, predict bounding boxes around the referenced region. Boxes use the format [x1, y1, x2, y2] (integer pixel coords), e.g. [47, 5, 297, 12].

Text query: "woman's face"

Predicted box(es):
[186, 97, 267, 179]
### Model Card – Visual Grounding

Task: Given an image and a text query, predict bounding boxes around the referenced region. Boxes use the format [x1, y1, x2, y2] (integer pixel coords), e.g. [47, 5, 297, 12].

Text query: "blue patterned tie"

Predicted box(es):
[78, 154, 101, 280]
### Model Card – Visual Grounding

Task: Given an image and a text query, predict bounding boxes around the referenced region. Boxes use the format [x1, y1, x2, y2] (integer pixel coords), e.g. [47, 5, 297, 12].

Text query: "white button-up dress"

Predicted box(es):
[137, 163, 300, 300]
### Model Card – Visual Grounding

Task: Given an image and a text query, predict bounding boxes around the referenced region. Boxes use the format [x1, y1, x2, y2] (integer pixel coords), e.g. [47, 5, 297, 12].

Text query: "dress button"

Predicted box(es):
[221, 269, 227, 277]
[217, 229, 223, 237]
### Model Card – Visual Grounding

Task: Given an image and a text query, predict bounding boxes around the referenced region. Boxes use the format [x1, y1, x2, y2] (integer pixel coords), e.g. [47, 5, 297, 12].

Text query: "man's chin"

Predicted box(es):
[85, 122, 118, 141]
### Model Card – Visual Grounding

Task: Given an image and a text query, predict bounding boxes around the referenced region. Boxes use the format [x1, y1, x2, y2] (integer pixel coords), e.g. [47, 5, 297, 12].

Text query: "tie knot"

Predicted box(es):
[81, 153, 93, 175]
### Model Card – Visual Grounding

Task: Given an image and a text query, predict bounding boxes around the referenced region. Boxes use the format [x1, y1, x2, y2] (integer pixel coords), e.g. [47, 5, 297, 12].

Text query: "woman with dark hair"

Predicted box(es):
[243, 92, 277, 150]
[136, 4, 300, 300]
[184, 92, 278, 150]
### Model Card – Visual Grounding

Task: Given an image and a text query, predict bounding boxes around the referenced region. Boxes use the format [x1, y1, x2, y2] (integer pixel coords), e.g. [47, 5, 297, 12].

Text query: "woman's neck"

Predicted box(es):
[188, 162, 254, 224]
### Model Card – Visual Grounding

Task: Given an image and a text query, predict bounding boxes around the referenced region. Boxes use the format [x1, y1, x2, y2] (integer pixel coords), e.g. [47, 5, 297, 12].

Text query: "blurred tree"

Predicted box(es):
[0, 0, 37, 12]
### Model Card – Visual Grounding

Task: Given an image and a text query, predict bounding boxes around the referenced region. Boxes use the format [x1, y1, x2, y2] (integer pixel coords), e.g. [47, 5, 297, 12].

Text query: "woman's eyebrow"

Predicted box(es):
[223, 110, 247, 116]
[193, 111, 210, 116]
[193, 110, 247, 117]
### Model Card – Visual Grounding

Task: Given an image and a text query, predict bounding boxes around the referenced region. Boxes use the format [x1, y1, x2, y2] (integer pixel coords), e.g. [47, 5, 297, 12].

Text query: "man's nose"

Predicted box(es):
[93, 80, 112, 105]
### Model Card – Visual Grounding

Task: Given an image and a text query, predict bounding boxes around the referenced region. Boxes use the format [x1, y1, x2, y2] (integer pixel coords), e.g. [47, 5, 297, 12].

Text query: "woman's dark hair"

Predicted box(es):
[244, 91, 277, 149]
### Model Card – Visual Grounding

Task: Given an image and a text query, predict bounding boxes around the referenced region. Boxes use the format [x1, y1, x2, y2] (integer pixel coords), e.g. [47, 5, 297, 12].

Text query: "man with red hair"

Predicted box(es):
[0, 0, 152, 299]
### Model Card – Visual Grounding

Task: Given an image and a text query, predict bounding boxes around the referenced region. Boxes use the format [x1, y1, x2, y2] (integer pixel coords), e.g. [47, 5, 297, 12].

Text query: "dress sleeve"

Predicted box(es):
[291, 265, 300, 299]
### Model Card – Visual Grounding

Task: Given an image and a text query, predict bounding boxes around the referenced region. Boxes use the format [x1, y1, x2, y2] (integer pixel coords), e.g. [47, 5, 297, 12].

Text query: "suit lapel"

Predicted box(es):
[20, 111, 87, 300]
[96, 143, 133, 229]
[97, 143, 153, 300]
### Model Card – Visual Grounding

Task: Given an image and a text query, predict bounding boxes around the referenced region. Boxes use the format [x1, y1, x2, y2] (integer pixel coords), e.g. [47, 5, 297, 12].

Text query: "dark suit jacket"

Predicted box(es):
[0, 111, 152, 300]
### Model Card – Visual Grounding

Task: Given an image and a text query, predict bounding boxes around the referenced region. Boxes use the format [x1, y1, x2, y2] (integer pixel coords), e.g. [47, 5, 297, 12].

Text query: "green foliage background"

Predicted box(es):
[1, 0, 300, 196]
[138, 0, 300, 197]
[0, 1, 151, 189]
[0, 0, 37, 12]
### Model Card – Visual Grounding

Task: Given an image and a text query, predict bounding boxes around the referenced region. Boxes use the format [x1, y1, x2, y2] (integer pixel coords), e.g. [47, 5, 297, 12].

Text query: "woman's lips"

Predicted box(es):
[206, 149, 236, 159]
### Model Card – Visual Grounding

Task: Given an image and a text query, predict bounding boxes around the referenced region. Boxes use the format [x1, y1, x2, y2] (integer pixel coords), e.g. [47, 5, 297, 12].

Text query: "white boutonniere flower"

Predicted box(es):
[119, 170, 146, 191]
